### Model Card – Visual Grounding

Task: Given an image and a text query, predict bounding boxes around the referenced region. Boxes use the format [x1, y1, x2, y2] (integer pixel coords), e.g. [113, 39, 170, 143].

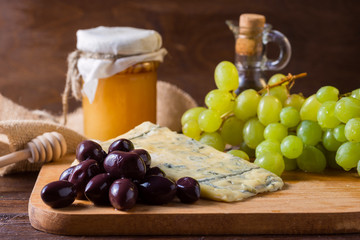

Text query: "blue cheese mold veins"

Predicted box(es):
[100, 122, 284, 202]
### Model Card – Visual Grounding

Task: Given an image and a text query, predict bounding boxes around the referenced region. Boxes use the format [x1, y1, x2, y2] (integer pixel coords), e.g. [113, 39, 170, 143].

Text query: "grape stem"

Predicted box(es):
[221, 111, 234, 120]
[339, 92, 352, 98]
[221, 72, 307, 121]
[257, 73, 308, 94]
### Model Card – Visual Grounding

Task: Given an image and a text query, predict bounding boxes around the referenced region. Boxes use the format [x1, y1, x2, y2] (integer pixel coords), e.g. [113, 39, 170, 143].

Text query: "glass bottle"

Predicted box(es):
[226, 14, 291, 94]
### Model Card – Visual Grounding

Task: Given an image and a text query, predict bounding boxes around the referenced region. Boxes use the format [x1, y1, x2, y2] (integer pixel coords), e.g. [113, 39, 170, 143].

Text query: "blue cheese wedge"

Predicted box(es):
[101, 122, 283, 202]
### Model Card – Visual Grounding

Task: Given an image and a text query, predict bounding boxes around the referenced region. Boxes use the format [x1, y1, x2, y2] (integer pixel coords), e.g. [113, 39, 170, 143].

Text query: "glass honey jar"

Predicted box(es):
[82, 61, 159, 141]
[65, 26, 167, 141]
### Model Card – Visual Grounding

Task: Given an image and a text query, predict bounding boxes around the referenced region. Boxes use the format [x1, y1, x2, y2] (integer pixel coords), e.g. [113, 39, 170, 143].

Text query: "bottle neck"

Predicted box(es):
[235, 68, 267, 95]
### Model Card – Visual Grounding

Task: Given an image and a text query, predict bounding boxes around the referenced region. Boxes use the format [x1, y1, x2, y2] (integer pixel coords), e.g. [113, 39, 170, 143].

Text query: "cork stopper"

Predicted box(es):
[236, 13, 266, 56]
[239, 13, 266, 30]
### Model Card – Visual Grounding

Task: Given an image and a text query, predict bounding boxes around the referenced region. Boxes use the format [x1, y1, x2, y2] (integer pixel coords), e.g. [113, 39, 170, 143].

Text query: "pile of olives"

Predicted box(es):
[40, 138, 200, 211]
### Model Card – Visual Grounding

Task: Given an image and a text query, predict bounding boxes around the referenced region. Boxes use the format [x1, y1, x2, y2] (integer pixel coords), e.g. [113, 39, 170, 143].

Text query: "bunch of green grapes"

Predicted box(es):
[181, 61, 360, 177]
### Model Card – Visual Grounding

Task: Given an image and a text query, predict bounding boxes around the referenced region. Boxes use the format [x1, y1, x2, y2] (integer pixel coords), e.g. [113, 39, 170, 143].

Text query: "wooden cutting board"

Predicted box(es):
[29, 155, 360, 236]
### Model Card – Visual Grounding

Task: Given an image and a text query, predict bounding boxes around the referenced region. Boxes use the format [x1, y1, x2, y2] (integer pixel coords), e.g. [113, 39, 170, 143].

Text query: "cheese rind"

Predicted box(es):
[101, 122, 284, 202]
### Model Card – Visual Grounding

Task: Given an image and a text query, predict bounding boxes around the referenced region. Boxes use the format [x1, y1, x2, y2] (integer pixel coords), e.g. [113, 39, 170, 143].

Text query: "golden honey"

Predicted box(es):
[82, 61, 158, 141]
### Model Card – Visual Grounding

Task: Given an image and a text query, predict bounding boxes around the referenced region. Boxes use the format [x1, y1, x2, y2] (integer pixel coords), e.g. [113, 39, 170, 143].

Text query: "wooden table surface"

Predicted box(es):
[0, 171, 359, 239]
[0, 1, 359, 239]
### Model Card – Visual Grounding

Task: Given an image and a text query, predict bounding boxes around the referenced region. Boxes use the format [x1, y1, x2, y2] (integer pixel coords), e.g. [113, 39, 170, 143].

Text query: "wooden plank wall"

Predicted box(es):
[0, 0, 359, 113]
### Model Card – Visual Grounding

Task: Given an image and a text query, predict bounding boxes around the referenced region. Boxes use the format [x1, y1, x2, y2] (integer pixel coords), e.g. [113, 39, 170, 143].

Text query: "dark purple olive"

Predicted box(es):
[76, 140, 106, 166]
[138, 176, 176, 205]
[41, 180, 76, 208]
[103, 151, 146, 180]
[85, 173, 114, 205]
[59, 166, 76, 181]
[145, 167, 165, 177]
[176, 177, 200, 203]
[108, 139, 134, 153]
[68, 159, 100, 199]
[132, 149, 151, 169]
[101, 149, 108, 160]
[109, 178, 138, 211]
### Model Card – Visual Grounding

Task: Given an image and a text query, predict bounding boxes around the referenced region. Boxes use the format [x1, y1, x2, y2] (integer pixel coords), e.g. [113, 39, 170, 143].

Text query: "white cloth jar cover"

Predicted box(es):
[76, 26, 167, 103]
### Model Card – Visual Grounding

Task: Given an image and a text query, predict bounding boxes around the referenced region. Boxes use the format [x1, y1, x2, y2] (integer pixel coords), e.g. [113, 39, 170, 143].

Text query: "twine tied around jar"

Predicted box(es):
[63, 50, 125, 125]
[62, 48, 167, 125]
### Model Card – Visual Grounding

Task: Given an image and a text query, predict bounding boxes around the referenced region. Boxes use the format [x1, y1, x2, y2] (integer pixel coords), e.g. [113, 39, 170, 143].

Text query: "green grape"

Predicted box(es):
[284, 94, 305, 111]
[240, 141, 256, 158]
[333, 124, 347, 142]
[296, 145, 326, 173]
[322, 129, 342, 151]
[227, 149, 250, 161]
[316, 86, 339, 103]
[325, 151, 342, 170]
[205, 89, 234, 115]
[243, 117, 265, 149]
[220, 116, 244, 145]
[334, 97, 360, 123]
[214, 61, 239, 91]
[357, 160, 360, 176]
[351, 88, 360, 100]
[335, 142, 360, 170]
[267, 86, 288, 104]
[182, 119, 201, 140]
[317, 101, 340, 129]
[300, 94, 322, 121]
[255, 139, 281, 158]
[199, 132, 225, 151]
[344, 118, 360, 142]
[257, 95, 282, 126]
[315, 142, 327, 156]
[284, 157, 298, 171]
[234, 89, 260, 121]
[268, 73, 287, 85]
[296, 120, 322, 146]
[198, 109, 222, 133]
[281, 135, 303, 159]
[280, 106, 300, 128]
[181, 107, 206, 125]
[263, 123, 288, 142]
[254, 152, 285, 176]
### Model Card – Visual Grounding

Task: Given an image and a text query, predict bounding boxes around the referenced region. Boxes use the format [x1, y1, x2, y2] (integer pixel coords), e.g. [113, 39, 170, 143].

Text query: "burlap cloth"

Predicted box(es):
[0, 81, 197, 176]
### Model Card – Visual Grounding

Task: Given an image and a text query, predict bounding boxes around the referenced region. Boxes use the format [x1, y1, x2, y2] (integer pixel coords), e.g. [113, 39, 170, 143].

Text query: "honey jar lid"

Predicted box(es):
[70, 26, 167, 104]
[76, 26, 163, 56]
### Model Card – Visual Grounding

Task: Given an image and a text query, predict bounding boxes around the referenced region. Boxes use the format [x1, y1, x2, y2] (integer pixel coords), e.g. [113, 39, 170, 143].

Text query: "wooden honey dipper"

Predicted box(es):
[0, 132, 67, 168]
